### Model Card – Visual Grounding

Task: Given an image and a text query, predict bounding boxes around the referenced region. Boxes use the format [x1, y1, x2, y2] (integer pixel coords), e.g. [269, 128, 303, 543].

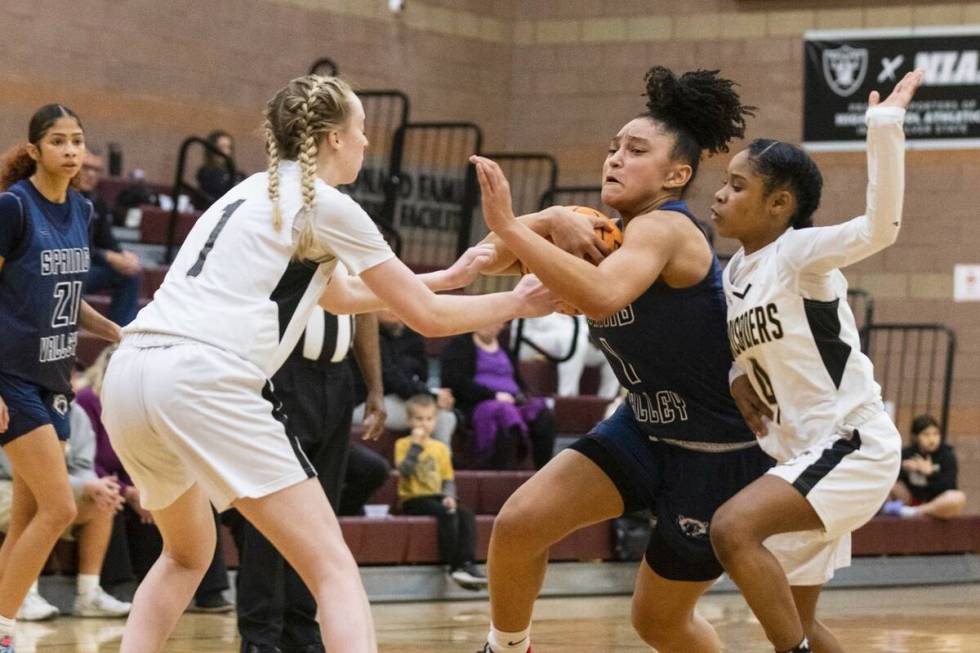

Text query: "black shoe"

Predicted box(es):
[281, 644, 325, 653]
[240, 641, 281, 653]
[450, 562, 488, 590]
[188, 591, 234, 613]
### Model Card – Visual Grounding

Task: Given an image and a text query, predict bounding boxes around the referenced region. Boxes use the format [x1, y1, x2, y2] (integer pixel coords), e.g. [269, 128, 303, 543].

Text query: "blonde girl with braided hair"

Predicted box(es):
[99, 74, 555, 653]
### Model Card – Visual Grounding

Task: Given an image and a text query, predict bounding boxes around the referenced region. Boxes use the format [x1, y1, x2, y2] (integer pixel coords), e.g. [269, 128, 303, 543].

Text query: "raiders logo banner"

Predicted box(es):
[804, 27, 980, 151]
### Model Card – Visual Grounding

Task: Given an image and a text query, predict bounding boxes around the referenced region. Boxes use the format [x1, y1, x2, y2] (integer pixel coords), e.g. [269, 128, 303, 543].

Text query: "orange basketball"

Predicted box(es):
[519, 206, 622, 316]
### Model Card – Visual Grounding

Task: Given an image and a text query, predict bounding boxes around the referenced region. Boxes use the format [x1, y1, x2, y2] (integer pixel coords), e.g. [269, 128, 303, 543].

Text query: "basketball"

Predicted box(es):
[519, 206, 622, 315]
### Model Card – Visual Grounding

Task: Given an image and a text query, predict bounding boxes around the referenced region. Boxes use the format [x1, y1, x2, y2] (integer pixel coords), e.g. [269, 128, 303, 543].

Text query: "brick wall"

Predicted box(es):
[0, 0, 514, 185]
[1, 0, 977, 507]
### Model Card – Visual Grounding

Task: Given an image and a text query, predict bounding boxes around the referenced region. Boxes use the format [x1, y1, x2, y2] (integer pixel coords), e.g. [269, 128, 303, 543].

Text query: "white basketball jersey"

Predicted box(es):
[723, 105, 907, 462]
[126, 160, 393, 377]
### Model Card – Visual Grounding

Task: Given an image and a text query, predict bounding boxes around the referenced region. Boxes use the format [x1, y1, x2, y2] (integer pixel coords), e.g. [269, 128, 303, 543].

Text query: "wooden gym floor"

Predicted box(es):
[12, 583, 980, 652]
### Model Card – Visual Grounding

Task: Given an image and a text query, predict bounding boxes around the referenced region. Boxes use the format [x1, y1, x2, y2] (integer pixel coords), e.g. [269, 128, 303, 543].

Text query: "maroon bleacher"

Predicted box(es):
[339, 515, 611, 564]
[95, 178, 172, 210]
[518, 358, 601, 396]
[139, 206, 202, 246]
[852, 514, 980, 556]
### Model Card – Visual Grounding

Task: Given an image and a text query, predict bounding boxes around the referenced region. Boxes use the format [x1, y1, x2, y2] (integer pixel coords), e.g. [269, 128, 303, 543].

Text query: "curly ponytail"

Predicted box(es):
[642, 67, 756, 185]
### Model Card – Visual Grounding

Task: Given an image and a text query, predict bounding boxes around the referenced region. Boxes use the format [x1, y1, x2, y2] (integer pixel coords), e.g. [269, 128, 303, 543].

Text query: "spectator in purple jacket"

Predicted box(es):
[441, 323, 555, 470]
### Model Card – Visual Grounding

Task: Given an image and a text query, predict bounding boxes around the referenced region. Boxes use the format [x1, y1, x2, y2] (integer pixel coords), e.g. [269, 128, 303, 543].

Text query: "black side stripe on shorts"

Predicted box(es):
[791, 430, 862, 496]
[261, 381, 316, 479]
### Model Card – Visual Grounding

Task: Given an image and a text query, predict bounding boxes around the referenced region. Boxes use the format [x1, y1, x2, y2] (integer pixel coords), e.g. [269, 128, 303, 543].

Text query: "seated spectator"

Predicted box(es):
[339, 443, 392, 516]
[74, 346, 232, 613]
[441, 323, 556, 470]
[395, 395, 486, 590]
[884, 415, 967, 519]
[78, 150, 142, 325]
[513, 314, 619, 398]
[196, 130, 244, 206]
[0, 403, 131, 621]
[352, 310, 457, 446]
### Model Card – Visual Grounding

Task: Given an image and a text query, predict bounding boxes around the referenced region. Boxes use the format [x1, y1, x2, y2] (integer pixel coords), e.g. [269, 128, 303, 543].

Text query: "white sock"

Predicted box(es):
[77, 574, 100, 596]
[488, 625, 531, 652]
[27, 580, 40, 595]
[899, 505, 918, 518]
[0, 614, 15, 638]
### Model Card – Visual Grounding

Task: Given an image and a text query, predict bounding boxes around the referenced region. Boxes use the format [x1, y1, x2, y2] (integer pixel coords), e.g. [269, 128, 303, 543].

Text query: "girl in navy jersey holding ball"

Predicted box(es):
[0, 104, 120, 653]
[472, 67, 766, 653]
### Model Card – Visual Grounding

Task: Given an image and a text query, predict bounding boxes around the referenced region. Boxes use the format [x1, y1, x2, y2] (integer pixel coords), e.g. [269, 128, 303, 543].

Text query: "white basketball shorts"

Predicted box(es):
[764, 411, 901, 585]
[101, 335, 314, 512]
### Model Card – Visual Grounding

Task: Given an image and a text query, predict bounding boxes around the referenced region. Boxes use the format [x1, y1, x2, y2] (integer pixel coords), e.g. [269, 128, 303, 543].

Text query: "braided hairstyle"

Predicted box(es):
[0, 104, 83, 190]
[263, 75, 354, 259]
[746, 139, 823, 229]
[643, 67, 755, 188]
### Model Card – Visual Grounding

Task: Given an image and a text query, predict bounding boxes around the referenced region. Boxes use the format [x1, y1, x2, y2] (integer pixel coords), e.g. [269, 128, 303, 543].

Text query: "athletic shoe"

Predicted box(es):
[476, 644, 532, 653]
[881, 499, 906, 516]
[240, 642, 282, 653]
[0, 635, 12, 653]
[450, 562, 488, 590]
[16, 589, 59, 621]
[187, 591, 234, 613]
[73, 587, 132, 618]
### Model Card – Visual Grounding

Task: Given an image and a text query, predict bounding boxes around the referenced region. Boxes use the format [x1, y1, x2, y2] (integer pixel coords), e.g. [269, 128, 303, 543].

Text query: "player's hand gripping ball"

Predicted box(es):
[519, 206, 623, 316]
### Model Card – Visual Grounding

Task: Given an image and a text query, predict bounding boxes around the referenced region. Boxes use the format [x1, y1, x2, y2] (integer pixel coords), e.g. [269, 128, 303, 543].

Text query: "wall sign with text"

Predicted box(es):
[804, 27, 980, 151]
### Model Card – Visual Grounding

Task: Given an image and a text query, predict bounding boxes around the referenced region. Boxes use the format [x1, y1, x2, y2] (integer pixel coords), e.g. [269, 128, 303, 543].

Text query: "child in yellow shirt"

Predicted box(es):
[395, 395, 487, 589]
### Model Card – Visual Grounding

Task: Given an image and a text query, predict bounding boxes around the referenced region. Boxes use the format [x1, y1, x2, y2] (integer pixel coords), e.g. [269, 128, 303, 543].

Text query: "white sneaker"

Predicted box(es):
[17, 589, 60, 621]
[450, 563, 489, 590]
[73, 587, 131, 618]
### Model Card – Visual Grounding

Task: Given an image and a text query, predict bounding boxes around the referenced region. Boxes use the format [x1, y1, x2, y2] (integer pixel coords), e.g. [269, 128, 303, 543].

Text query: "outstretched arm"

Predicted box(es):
[321, 256, 557, 337]
[477, 209, 612, 275]
[321, 244, 496, 315]
[471, 155, 684, 320]
[781, 69, 924, 274]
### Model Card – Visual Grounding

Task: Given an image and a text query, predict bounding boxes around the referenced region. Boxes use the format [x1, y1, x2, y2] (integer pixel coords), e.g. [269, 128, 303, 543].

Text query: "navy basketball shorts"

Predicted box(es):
[0, 371, 72, 446]
[570, 404, 772, 582]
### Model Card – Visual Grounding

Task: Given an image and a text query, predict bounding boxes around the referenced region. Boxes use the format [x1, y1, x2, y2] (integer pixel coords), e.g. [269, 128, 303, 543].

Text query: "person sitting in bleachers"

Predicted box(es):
[884, 414, 967, 519]
[512, 314, 619, 398]
[195, 130, 245, 206]
[73, 346, 232, 613]
[395, 395, 486, 590]
[338, 443, 392, 517]
[78, 150, 142, 326]
[351, 310, 458, 446]
[441, 323, 555, 470]
[0, 401, 131, 621]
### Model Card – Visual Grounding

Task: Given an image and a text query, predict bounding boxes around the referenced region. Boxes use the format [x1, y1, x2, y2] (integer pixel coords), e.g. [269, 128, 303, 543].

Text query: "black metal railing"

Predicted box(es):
[865, 323, 956, 439]
[467, 152, 558, 296]
[846, 288, 875, 352]
[385, 121, 483, 268]
[539, 185, 614, 216]
[511, 314, 582, 364]
[340, 90, 411, 256]
[165, 136, 236, 262]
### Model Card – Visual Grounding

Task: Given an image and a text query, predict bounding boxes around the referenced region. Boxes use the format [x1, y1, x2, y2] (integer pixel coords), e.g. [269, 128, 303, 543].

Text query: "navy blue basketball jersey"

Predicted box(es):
[0, 180, 92, 393]
[587, 200, 753, 446]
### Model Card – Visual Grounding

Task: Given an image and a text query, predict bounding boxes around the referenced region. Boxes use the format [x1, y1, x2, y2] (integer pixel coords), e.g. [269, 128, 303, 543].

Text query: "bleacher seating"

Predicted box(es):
[138, 206, 202, 246]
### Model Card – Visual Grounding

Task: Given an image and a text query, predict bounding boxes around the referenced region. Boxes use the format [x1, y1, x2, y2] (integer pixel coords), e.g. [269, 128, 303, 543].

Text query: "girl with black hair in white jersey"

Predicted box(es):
[100, 75, 555, 653]
[708, 70, 924, 653]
